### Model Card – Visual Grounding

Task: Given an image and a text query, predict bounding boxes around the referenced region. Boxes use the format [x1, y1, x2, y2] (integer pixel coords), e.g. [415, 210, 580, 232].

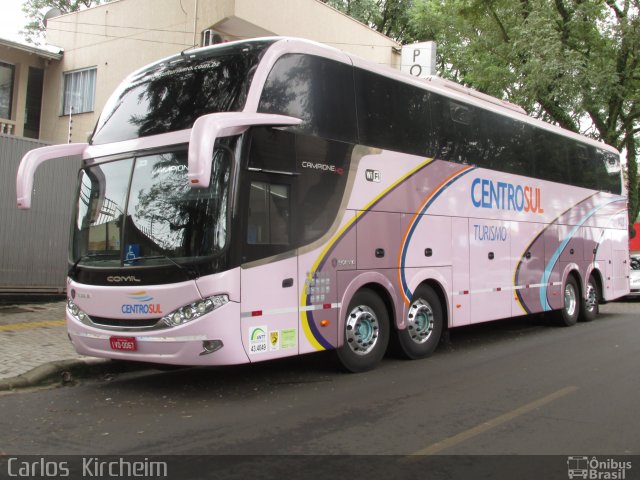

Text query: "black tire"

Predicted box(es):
[396, 285, 443, 359]
[579, 274, 599, 322]
[335, 289, 389, 373]
[555, 275, 580, 327]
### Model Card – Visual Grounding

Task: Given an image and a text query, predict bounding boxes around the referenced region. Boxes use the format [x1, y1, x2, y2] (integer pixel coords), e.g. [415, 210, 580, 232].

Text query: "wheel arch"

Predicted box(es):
[338, 272, 399, 348]
[411, 278, 450, 331]
[402, 268, 451, 330]
[561, 264, 584, 301]
[585, 266, 605, 303]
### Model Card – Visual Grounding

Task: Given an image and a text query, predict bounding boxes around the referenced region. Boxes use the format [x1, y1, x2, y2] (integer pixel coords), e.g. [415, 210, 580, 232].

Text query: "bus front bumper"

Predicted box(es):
[66, 302, 250, 366]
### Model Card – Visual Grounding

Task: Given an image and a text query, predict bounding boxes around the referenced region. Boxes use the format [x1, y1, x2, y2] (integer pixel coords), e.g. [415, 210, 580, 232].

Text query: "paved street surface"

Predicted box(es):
[0, 298, 638, 462]
[0, 300, 84, 379]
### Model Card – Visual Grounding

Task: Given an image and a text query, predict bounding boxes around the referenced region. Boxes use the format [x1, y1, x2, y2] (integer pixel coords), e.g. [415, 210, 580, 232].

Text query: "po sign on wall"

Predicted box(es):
[400, 42, 437, 79]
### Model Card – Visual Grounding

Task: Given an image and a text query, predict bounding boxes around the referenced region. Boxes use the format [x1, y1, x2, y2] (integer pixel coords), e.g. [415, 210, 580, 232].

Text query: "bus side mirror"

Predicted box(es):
[16, 143, 88, 209]
[188, 112, 301, 188]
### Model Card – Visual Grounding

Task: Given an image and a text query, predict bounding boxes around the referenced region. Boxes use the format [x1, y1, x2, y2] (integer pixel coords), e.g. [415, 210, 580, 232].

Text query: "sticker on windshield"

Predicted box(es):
[125, 244, 140, 262]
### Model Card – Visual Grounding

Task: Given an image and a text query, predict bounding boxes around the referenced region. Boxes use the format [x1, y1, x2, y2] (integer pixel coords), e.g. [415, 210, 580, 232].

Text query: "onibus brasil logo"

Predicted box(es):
[567, 456, 632, 479]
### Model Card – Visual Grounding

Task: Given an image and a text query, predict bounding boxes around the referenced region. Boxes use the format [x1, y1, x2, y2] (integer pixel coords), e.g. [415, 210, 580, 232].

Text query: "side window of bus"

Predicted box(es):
[431, 94, 487, 166]
[243, 128, 353, 262]
[532, 129, 569, 184]
[296, 135, 352, 245]
[258, 54, 357, 143]
[595, 149, 622, 194]
[482, 110, 534, 175]
[354, 69, 435, 156]
[247, 181, 291, 246]
[248, 127, 296, 173]
[569, 143, 592, 189]
[242, 128, 295, 263]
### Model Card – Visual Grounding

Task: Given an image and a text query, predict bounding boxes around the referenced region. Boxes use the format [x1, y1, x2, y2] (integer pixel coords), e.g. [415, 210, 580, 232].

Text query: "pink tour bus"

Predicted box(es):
[16, 37, 629, 372]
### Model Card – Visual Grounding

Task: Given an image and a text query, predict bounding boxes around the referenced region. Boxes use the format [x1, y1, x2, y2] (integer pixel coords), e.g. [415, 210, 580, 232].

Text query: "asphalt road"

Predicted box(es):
[1, 300, 638, 460]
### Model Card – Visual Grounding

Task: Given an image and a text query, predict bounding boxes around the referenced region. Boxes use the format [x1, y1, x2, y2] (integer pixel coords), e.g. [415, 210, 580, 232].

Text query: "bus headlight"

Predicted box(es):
[67, 299, 90, 323]
[161, 295, 229, 327]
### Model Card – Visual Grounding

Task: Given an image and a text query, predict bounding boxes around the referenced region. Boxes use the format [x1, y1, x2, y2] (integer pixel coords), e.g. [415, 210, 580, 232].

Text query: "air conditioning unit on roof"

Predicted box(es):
[202, 29, 224, 47]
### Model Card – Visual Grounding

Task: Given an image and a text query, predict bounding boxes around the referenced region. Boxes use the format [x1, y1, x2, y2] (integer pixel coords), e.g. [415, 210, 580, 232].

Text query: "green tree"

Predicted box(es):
[21, 0, 112, 44]
[320, 0, 416, 42]
[411, 0, 640, 231]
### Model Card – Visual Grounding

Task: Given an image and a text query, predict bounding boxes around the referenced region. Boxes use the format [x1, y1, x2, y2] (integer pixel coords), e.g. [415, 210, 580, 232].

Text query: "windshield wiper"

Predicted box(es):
[69, 253, 118, 276]
[124, 255, 197, 280]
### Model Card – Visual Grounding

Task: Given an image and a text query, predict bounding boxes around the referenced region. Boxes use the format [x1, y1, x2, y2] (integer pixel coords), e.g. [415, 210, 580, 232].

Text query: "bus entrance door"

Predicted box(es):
[240, 258, 299, 361]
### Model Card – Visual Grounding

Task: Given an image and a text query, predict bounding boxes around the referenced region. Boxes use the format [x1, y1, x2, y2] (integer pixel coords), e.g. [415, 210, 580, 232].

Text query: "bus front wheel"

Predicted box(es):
[336, 289, 389, 373]
[397, 285, 443, 360]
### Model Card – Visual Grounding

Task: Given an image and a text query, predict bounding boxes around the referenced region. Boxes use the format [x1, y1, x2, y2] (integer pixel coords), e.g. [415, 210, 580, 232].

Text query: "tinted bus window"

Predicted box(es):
[92, 41, 274, 144]
[242, 128, 353, 263]
[430, 93, 487, 166]
[258, 54, 357, 143]
[482, 110, 534, 175]
[532, 128, 569, 184]
[248, 127, 296, 174]
[595, 149, 622, 194]
[355, 69, 435, 156]
[296, 136, 352, 244]
[247, 181, 291, 246]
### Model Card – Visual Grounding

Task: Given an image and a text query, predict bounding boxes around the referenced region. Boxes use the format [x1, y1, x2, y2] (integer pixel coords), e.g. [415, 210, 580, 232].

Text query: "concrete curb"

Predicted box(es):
[0, 358, 147, 391]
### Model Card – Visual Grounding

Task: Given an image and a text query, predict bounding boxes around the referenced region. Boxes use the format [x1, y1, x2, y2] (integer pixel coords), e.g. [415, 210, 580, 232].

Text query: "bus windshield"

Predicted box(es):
[71, 149, 231, 268]
[90, 40, 274, 145]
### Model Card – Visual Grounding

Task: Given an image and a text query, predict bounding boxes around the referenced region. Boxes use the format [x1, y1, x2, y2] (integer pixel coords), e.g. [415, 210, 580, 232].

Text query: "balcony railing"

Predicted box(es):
[0, 120, 16, 135]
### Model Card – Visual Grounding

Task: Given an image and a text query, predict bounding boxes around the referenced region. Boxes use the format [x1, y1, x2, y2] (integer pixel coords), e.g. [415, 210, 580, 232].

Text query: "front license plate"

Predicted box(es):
[110, 336, 137, 351]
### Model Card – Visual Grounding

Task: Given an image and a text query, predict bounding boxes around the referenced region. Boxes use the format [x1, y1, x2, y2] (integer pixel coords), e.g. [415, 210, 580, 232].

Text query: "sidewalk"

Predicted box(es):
[0, 299, 110, 389]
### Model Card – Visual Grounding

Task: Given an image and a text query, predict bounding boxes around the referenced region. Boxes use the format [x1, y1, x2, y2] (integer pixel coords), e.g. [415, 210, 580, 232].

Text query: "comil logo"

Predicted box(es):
[107, 275, 141, 283]
[567, 456, 632, 479]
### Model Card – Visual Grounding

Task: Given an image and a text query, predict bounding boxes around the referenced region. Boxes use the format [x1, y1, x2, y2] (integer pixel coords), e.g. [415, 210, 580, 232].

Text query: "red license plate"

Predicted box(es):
[110, 336, 137, 351]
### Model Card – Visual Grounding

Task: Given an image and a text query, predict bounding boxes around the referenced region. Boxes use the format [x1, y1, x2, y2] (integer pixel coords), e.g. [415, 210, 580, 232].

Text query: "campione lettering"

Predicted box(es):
[301, 161, 344, 175]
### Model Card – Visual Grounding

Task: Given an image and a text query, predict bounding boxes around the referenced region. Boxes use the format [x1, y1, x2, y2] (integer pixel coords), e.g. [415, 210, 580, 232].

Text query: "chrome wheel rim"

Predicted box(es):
[345, 305, 379, 356]
[564, 282, 577, 317]
[585, 282, 597, 312]
[407, 299, 434, 344]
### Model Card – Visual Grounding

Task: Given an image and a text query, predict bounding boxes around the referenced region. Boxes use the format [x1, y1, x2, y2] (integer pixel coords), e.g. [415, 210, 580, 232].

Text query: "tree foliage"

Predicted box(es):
[21, 0, 112, 44]
[323, 1, 639, 227]
[410, 0, 640, 228]
[320, 0, 416, 42]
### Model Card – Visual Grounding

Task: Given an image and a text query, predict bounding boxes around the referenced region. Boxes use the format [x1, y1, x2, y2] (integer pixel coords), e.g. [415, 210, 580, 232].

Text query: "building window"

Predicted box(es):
[24, 67, 44, 139]
[0, 61, 15, 120]
[63, 67, 96, 115]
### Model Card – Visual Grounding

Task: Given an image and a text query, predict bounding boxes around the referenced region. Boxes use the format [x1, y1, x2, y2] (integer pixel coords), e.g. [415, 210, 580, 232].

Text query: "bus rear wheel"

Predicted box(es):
[396, 285, 443, 359]
[555, 275, 580, 327]
[336, 289, 389, 373]
[579, 275, 599, 322]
